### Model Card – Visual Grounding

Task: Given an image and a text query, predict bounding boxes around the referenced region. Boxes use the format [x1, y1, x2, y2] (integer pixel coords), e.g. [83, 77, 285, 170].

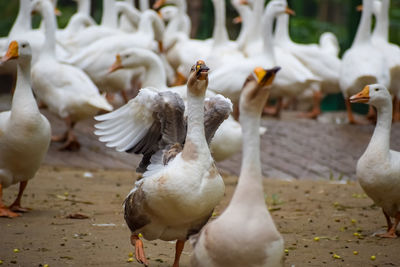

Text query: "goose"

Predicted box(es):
[371, 0, 400, 121]
[340, 0, 389, 124]
[118, 0, 139, 33]
[191, 66, 284, 267]
[108, 47, 244, 162]
[274, 8, 341, 119]
[240, 0, 265, 57]
[31, 0, 112, 150]
[350, 84, 400, 238]
[0, 40, 51, 218]
[65, 9, 164, 99]
[95, 60, 227, 267]
[230, 0, 253, 51]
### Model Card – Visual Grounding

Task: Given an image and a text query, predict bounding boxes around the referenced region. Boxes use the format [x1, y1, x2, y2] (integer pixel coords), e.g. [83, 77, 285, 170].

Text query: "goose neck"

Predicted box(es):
[11, 58, 39, 117]
[275, 13, 291, 45]
[212, 0, 229, 47]
[40, 0, 57, 59]
[142, 54, 167, 89]
[372, 0, 389, 41]
[366, 101, 392, 158]
[261, 6, 277, 62]
[230, 111, 264, 205]
[77, 0, 91, 16]
[101, 0, 118, 28]
[353, 0, 373, 47]
[9, 0, 32, 37]
[139, 0, 149, 11]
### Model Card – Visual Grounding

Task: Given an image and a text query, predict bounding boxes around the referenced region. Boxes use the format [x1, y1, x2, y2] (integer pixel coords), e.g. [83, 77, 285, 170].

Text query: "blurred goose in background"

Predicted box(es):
[95, 61, 226, 267]
[191, 67, 284, 267]
[108, 47, 244, 162]
[0, 40, 51, 218]
[65, 9, 163, 101]
[274, 4, 341, 119]
[230, 0, 253, 51]
[31, 0, 112, 150]
[372, 0, 400, 121]
[351, 84, 400, 238]
[118, 0, 140, 33]
[340, 0, 389, 124]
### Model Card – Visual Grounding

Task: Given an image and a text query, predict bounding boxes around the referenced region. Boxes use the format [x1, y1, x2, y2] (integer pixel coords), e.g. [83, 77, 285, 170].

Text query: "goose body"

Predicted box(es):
[0, 40, 51, 217]
[351, 84, 400, 238]
[340, 0, 390, 123]
[31, 0, 112, 150]
[95, 61, 227, 266]
[191, 67, 284, 267]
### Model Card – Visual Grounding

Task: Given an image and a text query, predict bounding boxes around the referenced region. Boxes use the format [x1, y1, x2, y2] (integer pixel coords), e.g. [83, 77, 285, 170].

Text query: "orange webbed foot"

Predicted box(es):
[376, 231, 398, 238]
[0, 206, 20, 218]
[131, 234, 149, 266]
[9, 204, 31, 213]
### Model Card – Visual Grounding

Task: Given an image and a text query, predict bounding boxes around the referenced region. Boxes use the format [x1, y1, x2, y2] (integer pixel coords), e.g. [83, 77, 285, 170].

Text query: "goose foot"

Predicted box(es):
[298, 109, 321, 119]
[8, 181, 30, 213]
[131, 234, 148, 266]
[9, 204, 31, 213]
[376, 212, 400, 238]
[59, 136, 81, 151]
[51, 132, 68, 142]
[0, 206, 20, 217]
[376, 231, 397, 238]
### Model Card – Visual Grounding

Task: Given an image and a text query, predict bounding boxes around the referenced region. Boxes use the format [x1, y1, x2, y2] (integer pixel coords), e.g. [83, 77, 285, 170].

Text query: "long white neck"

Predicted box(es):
[212, 0, 229, 47]
[364, 100, 392, 159]
[251, 0, 264, 39]
[77, 0, 91, 16]
[40, 0, 58, 59]
[232, 1, 251, 47]
[353, 0, 373, 47]
[183, 91, 209, 157]
[101, 0, 118, 28]
[9, 0, 32, 37]
[139, 0, 149, 11]
[175, 0, 187, 13]
[11, 57, 39, 119]
[372, 0, 389, 41]
[230, 111, 264, 205]
[274, 13, 291, 45]
[141, 54, 167, 89]
[260, 7, 277, 63]
[137, 11, 164, 42]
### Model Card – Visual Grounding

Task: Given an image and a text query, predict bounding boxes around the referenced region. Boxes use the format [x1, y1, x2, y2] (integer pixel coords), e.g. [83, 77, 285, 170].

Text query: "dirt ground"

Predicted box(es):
[1, 166, 399, 267]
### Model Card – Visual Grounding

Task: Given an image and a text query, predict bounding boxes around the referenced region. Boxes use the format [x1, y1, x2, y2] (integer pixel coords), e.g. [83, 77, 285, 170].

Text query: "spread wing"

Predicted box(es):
[94, 88, 186, 173]
[204, 94, 233, 144]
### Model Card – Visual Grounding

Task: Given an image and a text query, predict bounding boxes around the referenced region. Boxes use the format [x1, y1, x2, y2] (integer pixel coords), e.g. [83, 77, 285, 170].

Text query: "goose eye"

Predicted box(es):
[22, 44, 26, 48]
[375, 88, 379, 92]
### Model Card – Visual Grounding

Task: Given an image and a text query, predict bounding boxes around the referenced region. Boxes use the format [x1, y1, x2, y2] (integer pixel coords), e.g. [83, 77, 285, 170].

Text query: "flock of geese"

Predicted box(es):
[0, 0, 400, 266]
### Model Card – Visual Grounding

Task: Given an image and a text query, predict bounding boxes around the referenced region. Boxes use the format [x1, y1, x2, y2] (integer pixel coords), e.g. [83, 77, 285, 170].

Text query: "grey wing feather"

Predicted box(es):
[204, 95, 233, 144]
[128, 91, 186, 172]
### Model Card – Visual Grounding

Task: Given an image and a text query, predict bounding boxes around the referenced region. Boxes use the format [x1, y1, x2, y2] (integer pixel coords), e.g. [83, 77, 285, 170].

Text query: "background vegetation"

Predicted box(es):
[0, 0, 399, 111]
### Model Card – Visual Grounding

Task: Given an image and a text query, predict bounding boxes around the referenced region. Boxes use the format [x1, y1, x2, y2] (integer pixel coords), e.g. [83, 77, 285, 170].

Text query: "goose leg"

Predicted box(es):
[9, 181, 30, 213]
[393, 96, 400, 122]
[172, 240, 185, 267]
[383, 209, 393, 231]
[131, 234, 148, 266]
[57, 118, 80, 151]
[345, 98, 357, 124]
[0, 184, 19, 218]
[376, 212, 400, 238]
[299, 91, 322, 119]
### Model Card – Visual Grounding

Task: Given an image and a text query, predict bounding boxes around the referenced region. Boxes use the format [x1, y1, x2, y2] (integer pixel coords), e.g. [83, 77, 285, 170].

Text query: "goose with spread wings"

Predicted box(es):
[94, 60, 229, 267]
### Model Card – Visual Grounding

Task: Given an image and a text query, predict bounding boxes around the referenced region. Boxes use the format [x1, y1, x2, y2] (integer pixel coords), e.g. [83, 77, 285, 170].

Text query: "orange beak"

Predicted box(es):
[239, 0, 249, 5]
[356, 5, 363, 12]
[108, 54, 123, 74]
[233, 16, 243, 24]
[2, 41, 19, 62]
[55, 7, 62, 16]
[285, 6, 296, 16]
[350, 85, 370, 103]
[254, 66, 280, 86]
[153, 0, 165, 10]
[195, 60, 209, 80]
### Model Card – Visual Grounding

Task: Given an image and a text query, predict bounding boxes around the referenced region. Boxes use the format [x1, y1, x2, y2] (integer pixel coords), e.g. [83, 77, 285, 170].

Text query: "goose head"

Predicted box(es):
[187, 60, 210, 96]
[2, 40, 32, 63]
[372, 0, 382, 16]
[350, 84, 391, 107]
[265, 0, 295, 17]
[158, 6, 179, 22]
[240, 66, 280, 114]
[108, 48, 161, 73]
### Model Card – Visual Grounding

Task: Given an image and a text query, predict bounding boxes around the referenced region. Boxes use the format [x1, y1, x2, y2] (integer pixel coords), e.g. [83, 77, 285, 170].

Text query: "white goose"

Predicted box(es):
[372, 0, 400, 121]
[191, 67, 284, 267]
[274, 9, 341, 118]
[0, 40, 51, 218]
[95, 61, 226, 267]
[31, 0, 112, 150]
[350, 84, 400, 238]
[65, 9, 164, 98]
[108, 47, 243, 162]
[340, 0, 389, 124]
